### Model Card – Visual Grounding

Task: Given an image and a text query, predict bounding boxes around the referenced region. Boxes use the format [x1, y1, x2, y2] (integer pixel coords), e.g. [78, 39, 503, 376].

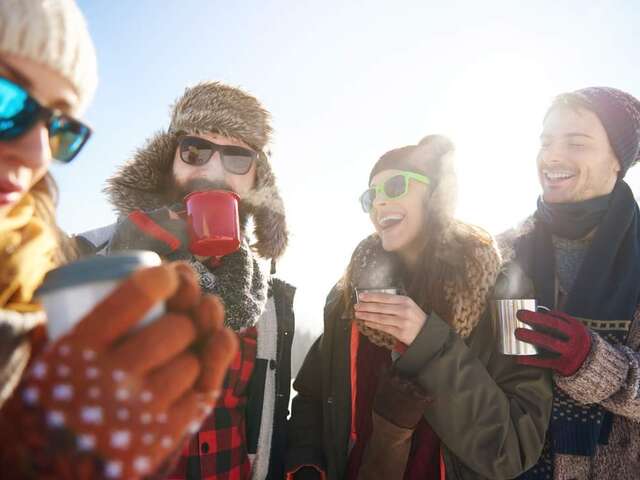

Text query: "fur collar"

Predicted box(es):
[345, 221, 502, 348]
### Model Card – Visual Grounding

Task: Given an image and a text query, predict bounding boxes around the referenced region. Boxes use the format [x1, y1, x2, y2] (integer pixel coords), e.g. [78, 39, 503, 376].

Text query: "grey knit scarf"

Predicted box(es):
[171, 238, 267, 331]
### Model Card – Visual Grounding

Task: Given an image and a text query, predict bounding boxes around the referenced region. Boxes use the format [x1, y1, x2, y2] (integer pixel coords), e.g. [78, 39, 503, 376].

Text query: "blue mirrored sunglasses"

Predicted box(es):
[0, 76, 91, 163]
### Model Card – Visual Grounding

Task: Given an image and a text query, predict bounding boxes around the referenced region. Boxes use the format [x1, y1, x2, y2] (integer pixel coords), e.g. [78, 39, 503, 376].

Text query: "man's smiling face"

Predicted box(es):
[537, 105, 620, 204]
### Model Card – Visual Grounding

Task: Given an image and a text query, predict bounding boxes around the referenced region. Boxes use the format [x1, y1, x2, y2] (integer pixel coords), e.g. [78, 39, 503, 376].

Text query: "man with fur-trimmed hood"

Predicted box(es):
[78, 82, 294, 480]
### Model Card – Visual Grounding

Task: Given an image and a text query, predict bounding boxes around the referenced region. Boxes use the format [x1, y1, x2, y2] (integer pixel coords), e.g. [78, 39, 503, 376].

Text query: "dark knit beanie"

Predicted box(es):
[369, 134, 455, 183]
[555, 87, 640, 176]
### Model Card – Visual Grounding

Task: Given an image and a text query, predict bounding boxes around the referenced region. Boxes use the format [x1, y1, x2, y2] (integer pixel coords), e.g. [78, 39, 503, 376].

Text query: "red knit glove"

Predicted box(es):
[109, 205, 189, 256]
[0, 262, 238, 479]
[515, 309, 592, 377]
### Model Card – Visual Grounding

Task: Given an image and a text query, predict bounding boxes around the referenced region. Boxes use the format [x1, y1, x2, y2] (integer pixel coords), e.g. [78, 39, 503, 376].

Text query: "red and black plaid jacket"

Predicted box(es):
[168, 327, 258, 480]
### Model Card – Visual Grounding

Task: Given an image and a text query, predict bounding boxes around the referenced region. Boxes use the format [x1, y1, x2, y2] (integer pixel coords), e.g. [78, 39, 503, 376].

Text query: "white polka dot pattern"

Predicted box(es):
[82, 349, 97, 361]
[81, 406, 103, 425]
[22, 386, 39, 405]
[31, 361, 47, 379]
[77, 433, 96, 451]
[110, 430, 131, 449]
[116, 408, 129, 421]
[105, 460, 123, 478]
[115, 387, 130, 402]
[17, 326, 216, 479]
[88, 386, 101, 399]
[161, 436, 173, 449]
[133, 456, 151, 474]
[56, 364, 71, 377]
[46, 410, 65, 427]
[52, 384, 73, 401]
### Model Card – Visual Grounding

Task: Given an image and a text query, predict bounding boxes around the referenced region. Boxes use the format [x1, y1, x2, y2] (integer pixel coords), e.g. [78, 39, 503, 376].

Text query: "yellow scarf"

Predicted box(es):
[0, 194, 56, 312]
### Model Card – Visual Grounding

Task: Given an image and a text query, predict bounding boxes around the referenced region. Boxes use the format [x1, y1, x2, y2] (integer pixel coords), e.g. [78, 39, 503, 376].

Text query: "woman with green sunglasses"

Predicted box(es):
[287, 135, 552, 479]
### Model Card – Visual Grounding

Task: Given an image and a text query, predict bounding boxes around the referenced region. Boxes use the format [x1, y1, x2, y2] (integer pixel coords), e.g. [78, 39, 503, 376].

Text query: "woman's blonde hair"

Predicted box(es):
[31, 173, 78, 266]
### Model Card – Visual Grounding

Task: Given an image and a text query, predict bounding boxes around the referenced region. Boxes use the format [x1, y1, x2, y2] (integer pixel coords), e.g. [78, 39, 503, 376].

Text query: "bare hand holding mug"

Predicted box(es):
[354, 291, 428, 347]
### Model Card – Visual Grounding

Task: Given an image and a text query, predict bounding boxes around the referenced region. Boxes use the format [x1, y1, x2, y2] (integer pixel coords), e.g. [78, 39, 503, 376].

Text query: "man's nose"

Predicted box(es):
[205, 152, 225, 178]
[541, 143, 563, 165]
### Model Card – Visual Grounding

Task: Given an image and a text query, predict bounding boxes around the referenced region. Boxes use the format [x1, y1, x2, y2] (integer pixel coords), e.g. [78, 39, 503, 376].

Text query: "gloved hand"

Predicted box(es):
[109, 205, 189, 256]
[0, 262, 237, 479]
[515, 309, 592, 377]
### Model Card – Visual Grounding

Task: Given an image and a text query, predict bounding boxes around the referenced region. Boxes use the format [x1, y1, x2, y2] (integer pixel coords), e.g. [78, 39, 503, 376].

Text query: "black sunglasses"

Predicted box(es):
[0, 76, 91, 163]
[178, 135, 257, 175]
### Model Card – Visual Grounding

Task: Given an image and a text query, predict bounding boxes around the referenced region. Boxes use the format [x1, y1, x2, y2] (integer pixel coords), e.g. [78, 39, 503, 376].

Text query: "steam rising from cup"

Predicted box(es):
[492, 261, 538, 355]
[493, 262, 534, 299]
[350, 239, 404, 294]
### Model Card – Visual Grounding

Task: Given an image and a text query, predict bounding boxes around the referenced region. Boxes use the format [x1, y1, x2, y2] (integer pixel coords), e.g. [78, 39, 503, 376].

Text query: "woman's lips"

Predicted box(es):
[379, 217, 405, 234]
[0, 179, 24, 205]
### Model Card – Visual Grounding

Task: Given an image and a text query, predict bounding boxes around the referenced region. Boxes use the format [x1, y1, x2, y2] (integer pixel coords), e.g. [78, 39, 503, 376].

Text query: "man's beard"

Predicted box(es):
[166, 176, 251, 229]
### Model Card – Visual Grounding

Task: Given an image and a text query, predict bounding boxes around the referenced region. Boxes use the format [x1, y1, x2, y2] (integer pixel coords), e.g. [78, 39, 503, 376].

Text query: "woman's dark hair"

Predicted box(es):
[404, 135, 462, 320]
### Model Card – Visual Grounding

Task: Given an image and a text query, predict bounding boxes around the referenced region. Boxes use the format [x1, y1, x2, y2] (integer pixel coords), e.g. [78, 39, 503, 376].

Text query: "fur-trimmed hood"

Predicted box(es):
[104, 82, 288, 260]
[496, 215, 536, 268]
[342, 221, 502, 349]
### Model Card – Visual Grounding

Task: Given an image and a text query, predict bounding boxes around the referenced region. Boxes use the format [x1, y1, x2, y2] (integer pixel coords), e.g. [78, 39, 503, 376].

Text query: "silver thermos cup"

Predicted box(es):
[490, 299, 539, 355]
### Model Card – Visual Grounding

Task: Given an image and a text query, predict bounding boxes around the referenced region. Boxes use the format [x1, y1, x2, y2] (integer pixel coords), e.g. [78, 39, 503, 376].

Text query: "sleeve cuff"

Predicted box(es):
[555, 331, 630, 404]
[394, 311, 452, 376]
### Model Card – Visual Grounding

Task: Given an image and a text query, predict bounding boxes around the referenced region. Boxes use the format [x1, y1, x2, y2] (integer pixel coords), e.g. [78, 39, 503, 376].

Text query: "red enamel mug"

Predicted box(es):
[184, 190, 241, 257]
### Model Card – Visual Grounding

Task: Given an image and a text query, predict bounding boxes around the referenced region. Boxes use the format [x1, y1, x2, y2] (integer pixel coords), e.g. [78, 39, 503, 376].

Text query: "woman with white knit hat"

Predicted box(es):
[0, 1, 237, 478]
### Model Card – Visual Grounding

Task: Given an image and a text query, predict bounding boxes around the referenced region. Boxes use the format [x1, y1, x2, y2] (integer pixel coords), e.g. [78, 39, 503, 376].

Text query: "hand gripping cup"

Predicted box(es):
[185, 190, 241, 257]
[36, 251, 163, 341]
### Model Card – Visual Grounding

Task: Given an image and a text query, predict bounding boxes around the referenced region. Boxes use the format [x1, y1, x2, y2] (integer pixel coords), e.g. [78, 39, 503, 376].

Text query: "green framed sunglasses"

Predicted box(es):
[359, 171, 430, 213]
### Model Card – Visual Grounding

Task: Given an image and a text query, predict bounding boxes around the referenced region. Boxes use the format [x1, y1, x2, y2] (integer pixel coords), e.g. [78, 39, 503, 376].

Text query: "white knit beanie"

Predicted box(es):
[0, 0, 98, 114]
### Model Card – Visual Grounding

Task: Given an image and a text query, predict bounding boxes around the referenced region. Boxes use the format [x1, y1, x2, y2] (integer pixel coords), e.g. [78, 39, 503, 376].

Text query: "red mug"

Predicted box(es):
[184, 190, 241, 257]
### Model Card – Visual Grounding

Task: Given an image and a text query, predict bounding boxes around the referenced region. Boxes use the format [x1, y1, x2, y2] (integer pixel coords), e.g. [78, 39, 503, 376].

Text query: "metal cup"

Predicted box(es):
[354, 287, 400, 303]
[490, 299, 538, 355]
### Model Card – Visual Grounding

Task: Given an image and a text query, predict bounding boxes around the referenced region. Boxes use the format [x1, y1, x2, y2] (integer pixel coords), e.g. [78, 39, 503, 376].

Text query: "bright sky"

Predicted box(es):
[58, 0, 640, 335]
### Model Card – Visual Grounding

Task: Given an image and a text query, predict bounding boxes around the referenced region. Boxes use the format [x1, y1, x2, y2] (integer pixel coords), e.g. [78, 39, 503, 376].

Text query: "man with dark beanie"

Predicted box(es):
[498, 86, 640, 479]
